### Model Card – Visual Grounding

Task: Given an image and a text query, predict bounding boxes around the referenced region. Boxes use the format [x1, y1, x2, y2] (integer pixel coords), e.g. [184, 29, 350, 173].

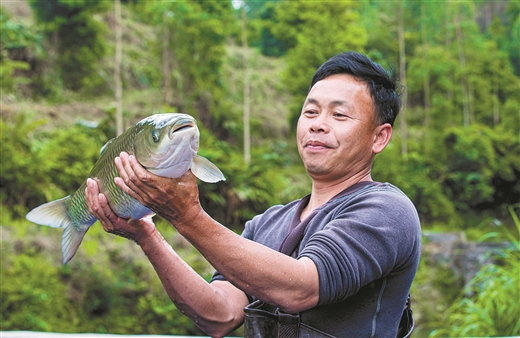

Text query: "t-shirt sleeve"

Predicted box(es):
[298, 189, 421, 305]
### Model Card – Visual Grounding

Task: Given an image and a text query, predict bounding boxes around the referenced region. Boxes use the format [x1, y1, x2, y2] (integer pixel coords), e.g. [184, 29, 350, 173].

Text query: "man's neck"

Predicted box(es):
[301, 172, 372, 220]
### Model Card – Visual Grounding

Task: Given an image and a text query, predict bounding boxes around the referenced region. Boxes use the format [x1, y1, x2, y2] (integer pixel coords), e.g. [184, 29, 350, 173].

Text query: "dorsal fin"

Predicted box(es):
[100, 138, 115, 155]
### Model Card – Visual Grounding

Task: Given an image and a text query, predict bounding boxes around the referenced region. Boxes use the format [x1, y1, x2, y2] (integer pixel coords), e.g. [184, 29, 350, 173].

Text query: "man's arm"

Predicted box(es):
[85, 179, 248, 337]
[112, 152, 320, 313]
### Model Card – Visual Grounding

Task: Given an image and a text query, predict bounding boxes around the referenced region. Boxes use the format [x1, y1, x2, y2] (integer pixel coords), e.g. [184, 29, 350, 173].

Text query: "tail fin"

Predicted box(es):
[26, 196, 71, 228]
[61, 222, 87, 264]
[26, 196, 87, 264]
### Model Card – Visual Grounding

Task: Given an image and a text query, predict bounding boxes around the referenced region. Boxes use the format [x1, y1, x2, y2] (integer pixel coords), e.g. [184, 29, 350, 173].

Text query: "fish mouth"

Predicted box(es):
[169, 119, 195, 139]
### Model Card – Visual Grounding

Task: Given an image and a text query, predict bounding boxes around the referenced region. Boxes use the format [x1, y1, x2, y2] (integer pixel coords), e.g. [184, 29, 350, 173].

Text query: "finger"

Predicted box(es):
[114, 153, 130, 185]
[114, 176, 146, 205]
[115, 154, 148, 201]
[85, 178, 102, 216]
[95, 191, 127, 233]
[95, 192, 117, 228]
[128, 154, 154, 184]
[118, 152, 151, 191]
[120, 152, 155, 189]
[85, 179, 118, 229]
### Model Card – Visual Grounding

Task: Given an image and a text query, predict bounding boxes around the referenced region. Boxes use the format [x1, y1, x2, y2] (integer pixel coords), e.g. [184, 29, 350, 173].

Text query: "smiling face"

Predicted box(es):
[296, 74, 392, 183]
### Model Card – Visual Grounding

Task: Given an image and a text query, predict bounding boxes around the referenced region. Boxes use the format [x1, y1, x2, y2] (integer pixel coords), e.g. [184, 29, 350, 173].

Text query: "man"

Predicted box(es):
[85, 51, 421, 337]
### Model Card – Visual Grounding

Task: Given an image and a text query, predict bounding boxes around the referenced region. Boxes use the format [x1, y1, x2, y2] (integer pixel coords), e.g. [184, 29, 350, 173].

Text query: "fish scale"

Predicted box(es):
[26, 113, 225, 264]
[66, 126, 141, 231]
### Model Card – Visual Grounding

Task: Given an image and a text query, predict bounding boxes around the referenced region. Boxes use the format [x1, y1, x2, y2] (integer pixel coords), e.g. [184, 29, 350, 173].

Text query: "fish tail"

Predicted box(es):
[26, 196, 87, 264]
[26, 196, 71, 228]
[61, 222, 87, 264]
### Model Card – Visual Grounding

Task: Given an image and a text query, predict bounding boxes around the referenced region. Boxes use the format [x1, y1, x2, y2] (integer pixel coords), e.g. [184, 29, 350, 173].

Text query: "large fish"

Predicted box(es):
[26, 113, 225, 264]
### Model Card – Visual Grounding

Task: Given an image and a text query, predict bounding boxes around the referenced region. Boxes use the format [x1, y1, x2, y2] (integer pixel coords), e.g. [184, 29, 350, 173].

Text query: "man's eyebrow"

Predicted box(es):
[329, 100, 349, 108]
[305, 98, 348, 105]
[305, 97, 319, 105]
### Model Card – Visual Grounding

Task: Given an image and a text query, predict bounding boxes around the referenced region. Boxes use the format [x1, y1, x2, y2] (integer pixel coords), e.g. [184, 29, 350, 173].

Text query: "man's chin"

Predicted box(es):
[305, 164, 330, 177]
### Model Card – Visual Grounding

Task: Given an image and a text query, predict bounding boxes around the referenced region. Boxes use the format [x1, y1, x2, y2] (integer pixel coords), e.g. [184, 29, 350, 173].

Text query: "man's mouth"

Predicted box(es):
[305, 140, 331, 148]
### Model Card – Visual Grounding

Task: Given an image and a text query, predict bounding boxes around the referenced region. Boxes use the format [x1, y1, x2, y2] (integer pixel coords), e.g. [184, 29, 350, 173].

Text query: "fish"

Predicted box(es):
[26, 113, 225, 264]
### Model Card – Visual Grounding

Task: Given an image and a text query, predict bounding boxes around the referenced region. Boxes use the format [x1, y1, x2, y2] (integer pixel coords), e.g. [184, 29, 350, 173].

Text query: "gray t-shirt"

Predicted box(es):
[212, 182, 421, 337]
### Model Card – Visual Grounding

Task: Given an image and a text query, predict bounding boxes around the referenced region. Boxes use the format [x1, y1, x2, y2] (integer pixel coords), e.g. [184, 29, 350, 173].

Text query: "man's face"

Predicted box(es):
[297, 74, 382, 182]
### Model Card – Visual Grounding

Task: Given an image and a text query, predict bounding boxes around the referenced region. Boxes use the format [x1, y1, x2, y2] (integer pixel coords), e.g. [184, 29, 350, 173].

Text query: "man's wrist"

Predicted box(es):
[164, 203, 206, 232]
[135, 225, 161, 249]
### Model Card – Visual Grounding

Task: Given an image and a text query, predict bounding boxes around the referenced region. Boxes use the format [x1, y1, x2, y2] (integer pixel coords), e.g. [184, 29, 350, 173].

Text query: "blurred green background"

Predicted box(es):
[1, 0, 519, 337]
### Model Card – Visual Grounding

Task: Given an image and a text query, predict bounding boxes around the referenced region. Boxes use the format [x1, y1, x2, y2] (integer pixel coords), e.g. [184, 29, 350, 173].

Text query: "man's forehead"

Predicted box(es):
[304, 97, 353, 109]
[306, 76, 371, 102]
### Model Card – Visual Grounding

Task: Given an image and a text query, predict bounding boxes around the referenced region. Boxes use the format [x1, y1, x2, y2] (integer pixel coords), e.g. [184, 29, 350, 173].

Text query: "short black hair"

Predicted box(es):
[310, 51, 402, 126]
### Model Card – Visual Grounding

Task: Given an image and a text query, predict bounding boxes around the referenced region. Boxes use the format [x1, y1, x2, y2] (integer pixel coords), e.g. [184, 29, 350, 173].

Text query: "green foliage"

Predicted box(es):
[374, 122, 519, 224]
[268, 1, 368, 127]
[0, 114, 49, 216]
[0, 114, 106, 217]
[197, 126, 308, 229]
[430, 206, 520, 337]
[443, 124, 520, 213]
[1, 253, 79, 331]
[411, 245, 464, 335]
[373, 142, 459, 226]
[29, 0, 110, 92]
[0, 6, 38, 94]
[256, 2, 287, 57]
[132, 0, 238, 137]
[0, 211, 206, 334]
[37, 124, 106, 197]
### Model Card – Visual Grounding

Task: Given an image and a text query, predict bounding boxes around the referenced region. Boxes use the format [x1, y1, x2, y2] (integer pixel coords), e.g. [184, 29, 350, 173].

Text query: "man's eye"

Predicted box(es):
[304, 110, 318, 116]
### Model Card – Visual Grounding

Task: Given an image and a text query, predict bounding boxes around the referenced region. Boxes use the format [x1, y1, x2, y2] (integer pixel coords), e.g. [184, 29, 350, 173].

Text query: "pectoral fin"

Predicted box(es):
[191, 155, 225, 183]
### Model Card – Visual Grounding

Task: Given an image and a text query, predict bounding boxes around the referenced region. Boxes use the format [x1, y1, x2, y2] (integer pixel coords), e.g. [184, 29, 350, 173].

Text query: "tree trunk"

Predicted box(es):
[493, 69, 499, 125]
[445, 5, 454, 126]
[421, 3, 431, 153]
[398, 0, 408, 155]
[163, 11, 172, 104]
[454, 7, 470, 127]
[242, 3, 251, 165]
[114, 0, 123, 135]
[421, 3, 431, 122]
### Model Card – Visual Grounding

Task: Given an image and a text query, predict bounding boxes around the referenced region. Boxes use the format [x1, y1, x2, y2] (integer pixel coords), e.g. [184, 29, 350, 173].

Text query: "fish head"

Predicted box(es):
[134, 113, 200, 178]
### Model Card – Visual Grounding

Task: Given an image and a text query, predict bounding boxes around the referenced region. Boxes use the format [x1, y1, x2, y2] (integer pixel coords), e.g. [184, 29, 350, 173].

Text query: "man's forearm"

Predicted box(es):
[164, 209, 320, 314]
[138, 229, 247, 337]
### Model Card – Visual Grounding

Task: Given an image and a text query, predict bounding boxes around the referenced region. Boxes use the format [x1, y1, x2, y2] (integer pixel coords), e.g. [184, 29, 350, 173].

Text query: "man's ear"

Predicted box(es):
[372, 123, 393, 154]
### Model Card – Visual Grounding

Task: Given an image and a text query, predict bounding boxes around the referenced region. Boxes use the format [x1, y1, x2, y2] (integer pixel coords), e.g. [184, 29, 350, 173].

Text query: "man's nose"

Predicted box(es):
[310, 114, 330, 133]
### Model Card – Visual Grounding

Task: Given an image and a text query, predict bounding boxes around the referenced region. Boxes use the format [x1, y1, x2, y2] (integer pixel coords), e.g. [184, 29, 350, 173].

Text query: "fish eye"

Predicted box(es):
[151, 130, 159, 143]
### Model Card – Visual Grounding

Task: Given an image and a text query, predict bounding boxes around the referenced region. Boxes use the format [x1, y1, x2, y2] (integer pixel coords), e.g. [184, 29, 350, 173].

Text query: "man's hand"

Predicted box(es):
[85, 178, 155, 244]
[113, 152, 203, 225]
